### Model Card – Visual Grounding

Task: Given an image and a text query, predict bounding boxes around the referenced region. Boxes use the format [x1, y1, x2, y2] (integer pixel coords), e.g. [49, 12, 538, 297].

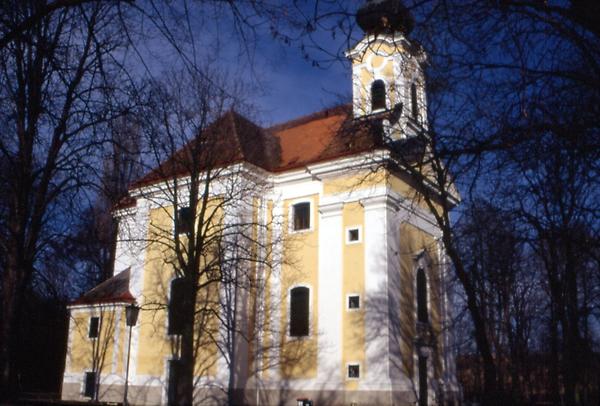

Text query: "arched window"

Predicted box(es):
[290, 286, 309, 336]
[417, 267, 428, 323]
[411, 83, 419, 119]
[168, 277, 185, 335]
[371, 80, 386, 111]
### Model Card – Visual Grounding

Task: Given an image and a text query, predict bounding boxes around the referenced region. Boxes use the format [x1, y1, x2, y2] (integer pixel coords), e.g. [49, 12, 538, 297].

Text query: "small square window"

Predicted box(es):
[348, 295, 360, 310]
[292, 202, 310, 231]
[176, 206, 193, 235]
[348, 364, 360, 379]
[88, 317, 99, 338]
[346, 226, 361, 244]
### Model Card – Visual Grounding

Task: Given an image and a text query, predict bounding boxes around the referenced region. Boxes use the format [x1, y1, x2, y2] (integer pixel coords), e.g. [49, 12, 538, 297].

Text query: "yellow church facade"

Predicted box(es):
[61, 1, 460, 404]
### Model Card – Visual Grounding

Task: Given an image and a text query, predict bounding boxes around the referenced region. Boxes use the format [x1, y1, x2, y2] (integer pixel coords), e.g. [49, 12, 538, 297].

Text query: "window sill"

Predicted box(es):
[289, 228, 314, 235]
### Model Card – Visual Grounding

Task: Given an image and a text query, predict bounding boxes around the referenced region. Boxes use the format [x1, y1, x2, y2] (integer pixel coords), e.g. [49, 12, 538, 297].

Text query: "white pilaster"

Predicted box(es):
[267, 200, 284, 382]
[316, 202, 344, 387]
[361, 195, 392, 390]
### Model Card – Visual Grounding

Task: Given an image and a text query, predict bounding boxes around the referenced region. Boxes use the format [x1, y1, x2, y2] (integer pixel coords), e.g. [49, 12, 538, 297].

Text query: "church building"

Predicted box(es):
[61, 1, 460, 404]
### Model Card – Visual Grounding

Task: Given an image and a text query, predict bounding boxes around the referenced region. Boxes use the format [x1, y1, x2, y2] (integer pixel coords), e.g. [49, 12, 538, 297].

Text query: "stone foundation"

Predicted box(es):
[62, 382, 460, 405]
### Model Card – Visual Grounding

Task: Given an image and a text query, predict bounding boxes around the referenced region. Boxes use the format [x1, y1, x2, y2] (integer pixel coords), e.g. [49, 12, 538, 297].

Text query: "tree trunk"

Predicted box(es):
[177, 275, 197, 405]
[563, 241, 581, 406]
[0, 248, 28, 400]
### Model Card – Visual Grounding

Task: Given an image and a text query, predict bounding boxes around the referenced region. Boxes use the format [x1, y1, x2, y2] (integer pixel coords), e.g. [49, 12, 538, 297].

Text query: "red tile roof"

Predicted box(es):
[127, 104, 383, 191]
[131, 110, 280, 188]
[71, 268, 135, 306]
[269, 105, 382, 171]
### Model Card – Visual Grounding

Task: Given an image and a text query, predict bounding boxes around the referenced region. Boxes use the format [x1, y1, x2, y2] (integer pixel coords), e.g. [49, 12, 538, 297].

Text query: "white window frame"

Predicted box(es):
[345, 225, 362, 244]
[346, 362, 361, 380]
[287, 284, 313, 339]
[289, 198, 314, 234]
[346, 293, 361, 311]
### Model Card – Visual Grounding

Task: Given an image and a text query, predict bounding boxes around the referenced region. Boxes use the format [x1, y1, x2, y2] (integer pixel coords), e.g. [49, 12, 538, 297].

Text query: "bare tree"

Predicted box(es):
[0, 1, 133, 397]
[127, 69, 296, 405]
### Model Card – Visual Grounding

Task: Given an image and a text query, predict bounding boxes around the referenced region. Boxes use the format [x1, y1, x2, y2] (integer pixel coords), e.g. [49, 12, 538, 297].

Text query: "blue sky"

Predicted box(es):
[133, 1, 362, 127]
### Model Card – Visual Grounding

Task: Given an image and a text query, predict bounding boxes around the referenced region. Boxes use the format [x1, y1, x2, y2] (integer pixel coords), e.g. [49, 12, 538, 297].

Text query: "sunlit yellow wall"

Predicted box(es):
[398, 223, 442, 378]
[323, 169, 386, 196]
[67, 307, 125, 376]
[137, 204, 220, 378]
[323, 168, 441, 214]
[341, 202, 365, 390]
[279, 195, 319, 379]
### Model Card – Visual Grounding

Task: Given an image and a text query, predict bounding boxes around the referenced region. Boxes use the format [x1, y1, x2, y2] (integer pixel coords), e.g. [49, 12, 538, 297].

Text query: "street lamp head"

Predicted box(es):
[125, 303, 140, 327]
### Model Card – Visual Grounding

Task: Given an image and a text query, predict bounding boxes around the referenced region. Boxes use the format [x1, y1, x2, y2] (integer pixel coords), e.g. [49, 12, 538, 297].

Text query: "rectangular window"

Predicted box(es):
[348, 364, 360, 379]
[84, 371, 96, 398]
[348, 295, 360, 310]
[176, 206, 193, 235]
[292, 202, 310, 231]
[290, 287, 309, 336]
[88, 317, 99, 338]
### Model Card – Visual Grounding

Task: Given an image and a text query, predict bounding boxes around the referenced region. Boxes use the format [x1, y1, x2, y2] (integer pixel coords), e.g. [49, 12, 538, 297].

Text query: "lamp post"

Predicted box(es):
[124, 303, 140, 406]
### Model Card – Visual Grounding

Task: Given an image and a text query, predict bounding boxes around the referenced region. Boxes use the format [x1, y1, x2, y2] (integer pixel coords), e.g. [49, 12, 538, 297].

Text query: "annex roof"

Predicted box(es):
[71, 268, 135, 306]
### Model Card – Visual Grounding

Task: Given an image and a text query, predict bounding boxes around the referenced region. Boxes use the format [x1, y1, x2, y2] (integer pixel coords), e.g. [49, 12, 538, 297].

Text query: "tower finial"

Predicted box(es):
[356, 0, 414, 35]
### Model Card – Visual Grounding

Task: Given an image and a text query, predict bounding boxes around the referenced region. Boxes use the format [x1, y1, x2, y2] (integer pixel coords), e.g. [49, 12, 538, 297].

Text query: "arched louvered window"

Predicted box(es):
[168, 278, 185, 335]
[290, 286, 309, 336]
[371, 80, 386, 111]
[417, 267, 428, 323]
[411, 83, 419, 119]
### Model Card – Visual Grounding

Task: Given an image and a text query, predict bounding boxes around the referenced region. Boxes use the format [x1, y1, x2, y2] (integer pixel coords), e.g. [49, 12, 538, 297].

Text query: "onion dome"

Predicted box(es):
[356, 0, 414, 35]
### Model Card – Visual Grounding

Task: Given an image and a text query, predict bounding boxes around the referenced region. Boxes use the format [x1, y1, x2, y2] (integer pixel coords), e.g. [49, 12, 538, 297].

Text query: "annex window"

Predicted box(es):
[417, 267, 428, 323]
[290, 286, 309, 337]
[292, 202, 310, 231]
[347, 364, 360, 379]
[84, 371, 97, 398]
[411, 83, 419, 119]
[176, 206, 193, 235]
[371, 80, 386, 111]
[88, 317, 99, 339]
[168, 278, 185, 335]
[346, 226, 361, 244]
[348, 295, 360, 310]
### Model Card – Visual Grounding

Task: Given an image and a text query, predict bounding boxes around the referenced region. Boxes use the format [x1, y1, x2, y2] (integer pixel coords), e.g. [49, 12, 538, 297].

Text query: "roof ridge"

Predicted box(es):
[268, 104, 351, 133]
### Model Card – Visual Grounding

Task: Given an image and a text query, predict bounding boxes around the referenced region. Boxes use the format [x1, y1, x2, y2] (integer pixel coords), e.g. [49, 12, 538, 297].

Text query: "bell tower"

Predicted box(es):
[347, 0, 427, 140]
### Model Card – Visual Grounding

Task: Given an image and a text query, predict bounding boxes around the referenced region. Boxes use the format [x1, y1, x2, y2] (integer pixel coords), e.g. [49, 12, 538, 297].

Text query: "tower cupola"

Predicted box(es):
[348, 0, 427, 140]
[356, 0, 414, 35]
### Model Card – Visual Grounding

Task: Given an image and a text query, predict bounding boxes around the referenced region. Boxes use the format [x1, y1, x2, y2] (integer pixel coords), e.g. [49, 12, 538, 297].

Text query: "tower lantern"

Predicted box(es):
[348, 0, 427, 140]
